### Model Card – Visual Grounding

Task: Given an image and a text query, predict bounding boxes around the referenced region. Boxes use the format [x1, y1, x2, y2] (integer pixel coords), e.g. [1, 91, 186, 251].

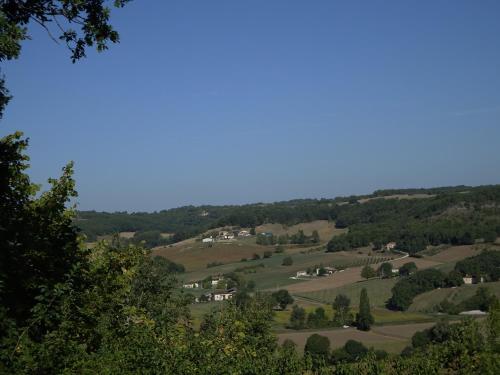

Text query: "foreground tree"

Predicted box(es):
[0, 132, 82, 325]
[356, 288, 374, 331]
[304, 334, 330, 368]
[0, 0, 130, 117]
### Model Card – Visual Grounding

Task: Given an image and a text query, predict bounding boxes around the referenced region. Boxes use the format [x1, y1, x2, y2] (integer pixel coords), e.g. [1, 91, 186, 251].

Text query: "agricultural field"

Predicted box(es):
[284, 256, 436, 294]
[256, 220, 346, 243]
[181, 249, 389, 290]
[273, 300, 431, 330]
[152, 237, 267, 271]
[423, 244, 484, 263]
[277, 321, 437, 354]
[408, 281, 500, 313]
[297, 278, 399, 307]
[152, 220, 346, 272]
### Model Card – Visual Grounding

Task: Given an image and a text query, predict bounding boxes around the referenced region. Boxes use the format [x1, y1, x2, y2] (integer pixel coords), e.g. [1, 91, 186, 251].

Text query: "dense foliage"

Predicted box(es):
[327, 186, 500, 254]
[356, 288, 374, 331]
[455, 250, 500, 281]
[388, 268, 455, 311]
[78, 185, 500, 255]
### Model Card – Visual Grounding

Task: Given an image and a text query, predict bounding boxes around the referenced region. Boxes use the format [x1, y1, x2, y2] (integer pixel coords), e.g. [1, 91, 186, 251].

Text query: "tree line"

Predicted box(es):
[388, 250, 500, 311]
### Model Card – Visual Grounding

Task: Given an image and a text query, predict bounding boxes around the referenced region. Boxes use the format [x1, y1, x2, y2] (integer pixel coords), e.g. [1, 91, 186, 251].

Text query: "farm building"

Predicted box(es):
[202, 237, 214, 243]
[182, 282, 199, 289]
[218, 231, 235, 240]
[212, 288, 237, 301]
[463, 275, 484, 284]
[238, 230, 251, 237]
[385, 242, 397, 250]
[211, 275, 225, 286]
[296, 271, 308, 277]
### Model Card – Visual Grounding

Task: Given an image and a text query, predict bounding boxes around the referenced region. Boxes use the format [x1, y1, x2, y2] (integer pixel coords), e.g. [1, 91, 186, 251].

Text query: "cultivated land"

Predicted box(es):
[181, 249, 392, 290]
[285, 256, 440, 294]
[157, 220, 498, 354]
[297, 278, 399, 307]
[152, 220, 346, 272]
[256, 220, 346, 242]
[277, 322, 437, 353]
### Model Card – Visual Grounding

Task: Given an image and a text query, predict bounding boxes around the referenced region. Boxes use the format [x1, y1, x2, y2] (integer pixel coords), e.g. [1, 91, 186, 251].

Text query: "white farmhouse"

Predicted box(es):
[463, 275, 473, 284]
[211, 275, 224, 286]
[202, 237, 214, 243]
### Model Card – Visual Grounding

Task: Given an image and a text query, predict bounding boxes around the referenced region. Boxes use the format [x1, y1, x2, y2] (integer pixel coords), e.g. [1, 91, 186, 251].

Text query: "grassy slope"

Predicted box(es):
[408, 280, 500, 313]
[296, 277, 400, 307]
[152, 220, 345, 272]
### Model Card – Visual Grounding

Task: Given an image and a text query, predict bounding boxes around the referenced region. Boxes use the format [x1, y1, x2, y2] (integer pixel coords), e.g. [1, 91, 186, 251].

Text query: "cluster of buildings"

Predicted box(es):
[183, 275, 224, 289]
[202, 229, 252, 243]
[196, 288, 237, 302]
[295, 266, 337, 278]
[462, 275, 485, 284]
[183, 274, 237, 303]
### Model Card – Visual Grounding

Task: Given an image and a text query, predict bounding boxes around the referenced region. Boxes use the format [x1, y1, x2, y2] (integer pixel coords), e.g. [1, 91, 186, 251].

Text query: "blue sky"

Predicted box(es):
[2, 0, 500, 212]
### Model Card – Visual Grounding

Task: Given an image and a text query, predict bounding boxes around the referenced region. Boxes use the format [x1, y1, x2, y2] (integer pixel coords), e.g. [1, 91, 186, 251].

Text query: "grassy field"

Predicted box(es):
[256, 220, 346, 243]
[424, 244, 485, 263]
[152, 237, 268, 271]
[272, 298, 431, 330]
[285, 256, 439, 294]
[180, 249, 388, 290]
[152, 220, 346, 272]
[408, 281, 500, 313]
[276, 321, 437, 354]
[297, 278, 399, 307]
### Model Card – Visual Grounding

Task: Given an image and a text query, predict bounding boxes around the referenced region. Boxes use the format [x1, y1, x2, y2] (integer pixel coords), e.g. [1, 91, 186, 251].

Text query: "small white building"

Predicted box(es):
[202, 237, 214, 243]
[385, 242, 397, 250]
[238, 230, 251, 237]
[296, 271, 308, 277]
[392, 268, 399, 275]
[212, 288, 237, 301]
[183, 282, 199, 289]
[218, 231, 235, 240]
[211, 276, 224, 286]
[213, 292, 233, 301]
[463, 275, 484, 284]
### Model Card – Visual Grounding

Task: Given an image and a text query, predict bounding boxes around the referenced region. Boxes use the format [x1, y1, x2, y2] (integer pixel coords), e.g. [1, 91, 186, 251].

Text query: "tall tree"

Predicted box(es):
[272, 289, 294, 310]
[361, 265, 376, 279]
[356, 288, 374, 331]
[332, 294, 353, 326]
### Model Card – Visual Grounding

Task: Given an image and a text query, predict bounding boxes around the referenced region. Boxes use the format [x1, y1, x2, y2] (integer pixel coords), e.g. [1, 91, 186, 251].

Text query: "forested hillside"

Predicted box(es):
[78, 185, 500, 254]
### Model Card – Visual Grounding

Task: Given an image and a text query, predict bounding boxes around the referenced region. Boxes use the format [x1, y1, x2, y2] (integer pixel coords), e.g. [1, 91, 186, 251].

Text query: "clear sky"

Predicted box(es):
[2, 0, 500, 212]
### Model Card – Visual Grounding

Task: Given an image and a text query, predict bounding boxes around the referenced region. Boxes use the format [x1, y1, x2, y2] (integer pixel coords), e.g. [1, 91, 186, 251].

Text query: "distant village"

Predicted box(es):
[201, 229, 252, 244]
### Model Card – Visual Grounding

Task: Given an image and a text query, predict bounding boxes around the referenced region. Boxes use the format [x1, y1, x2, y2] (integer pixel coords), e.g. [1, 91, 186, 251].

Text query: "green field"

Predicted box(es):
[181, 249, 394, 291]
[296, 277, 399, 307]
